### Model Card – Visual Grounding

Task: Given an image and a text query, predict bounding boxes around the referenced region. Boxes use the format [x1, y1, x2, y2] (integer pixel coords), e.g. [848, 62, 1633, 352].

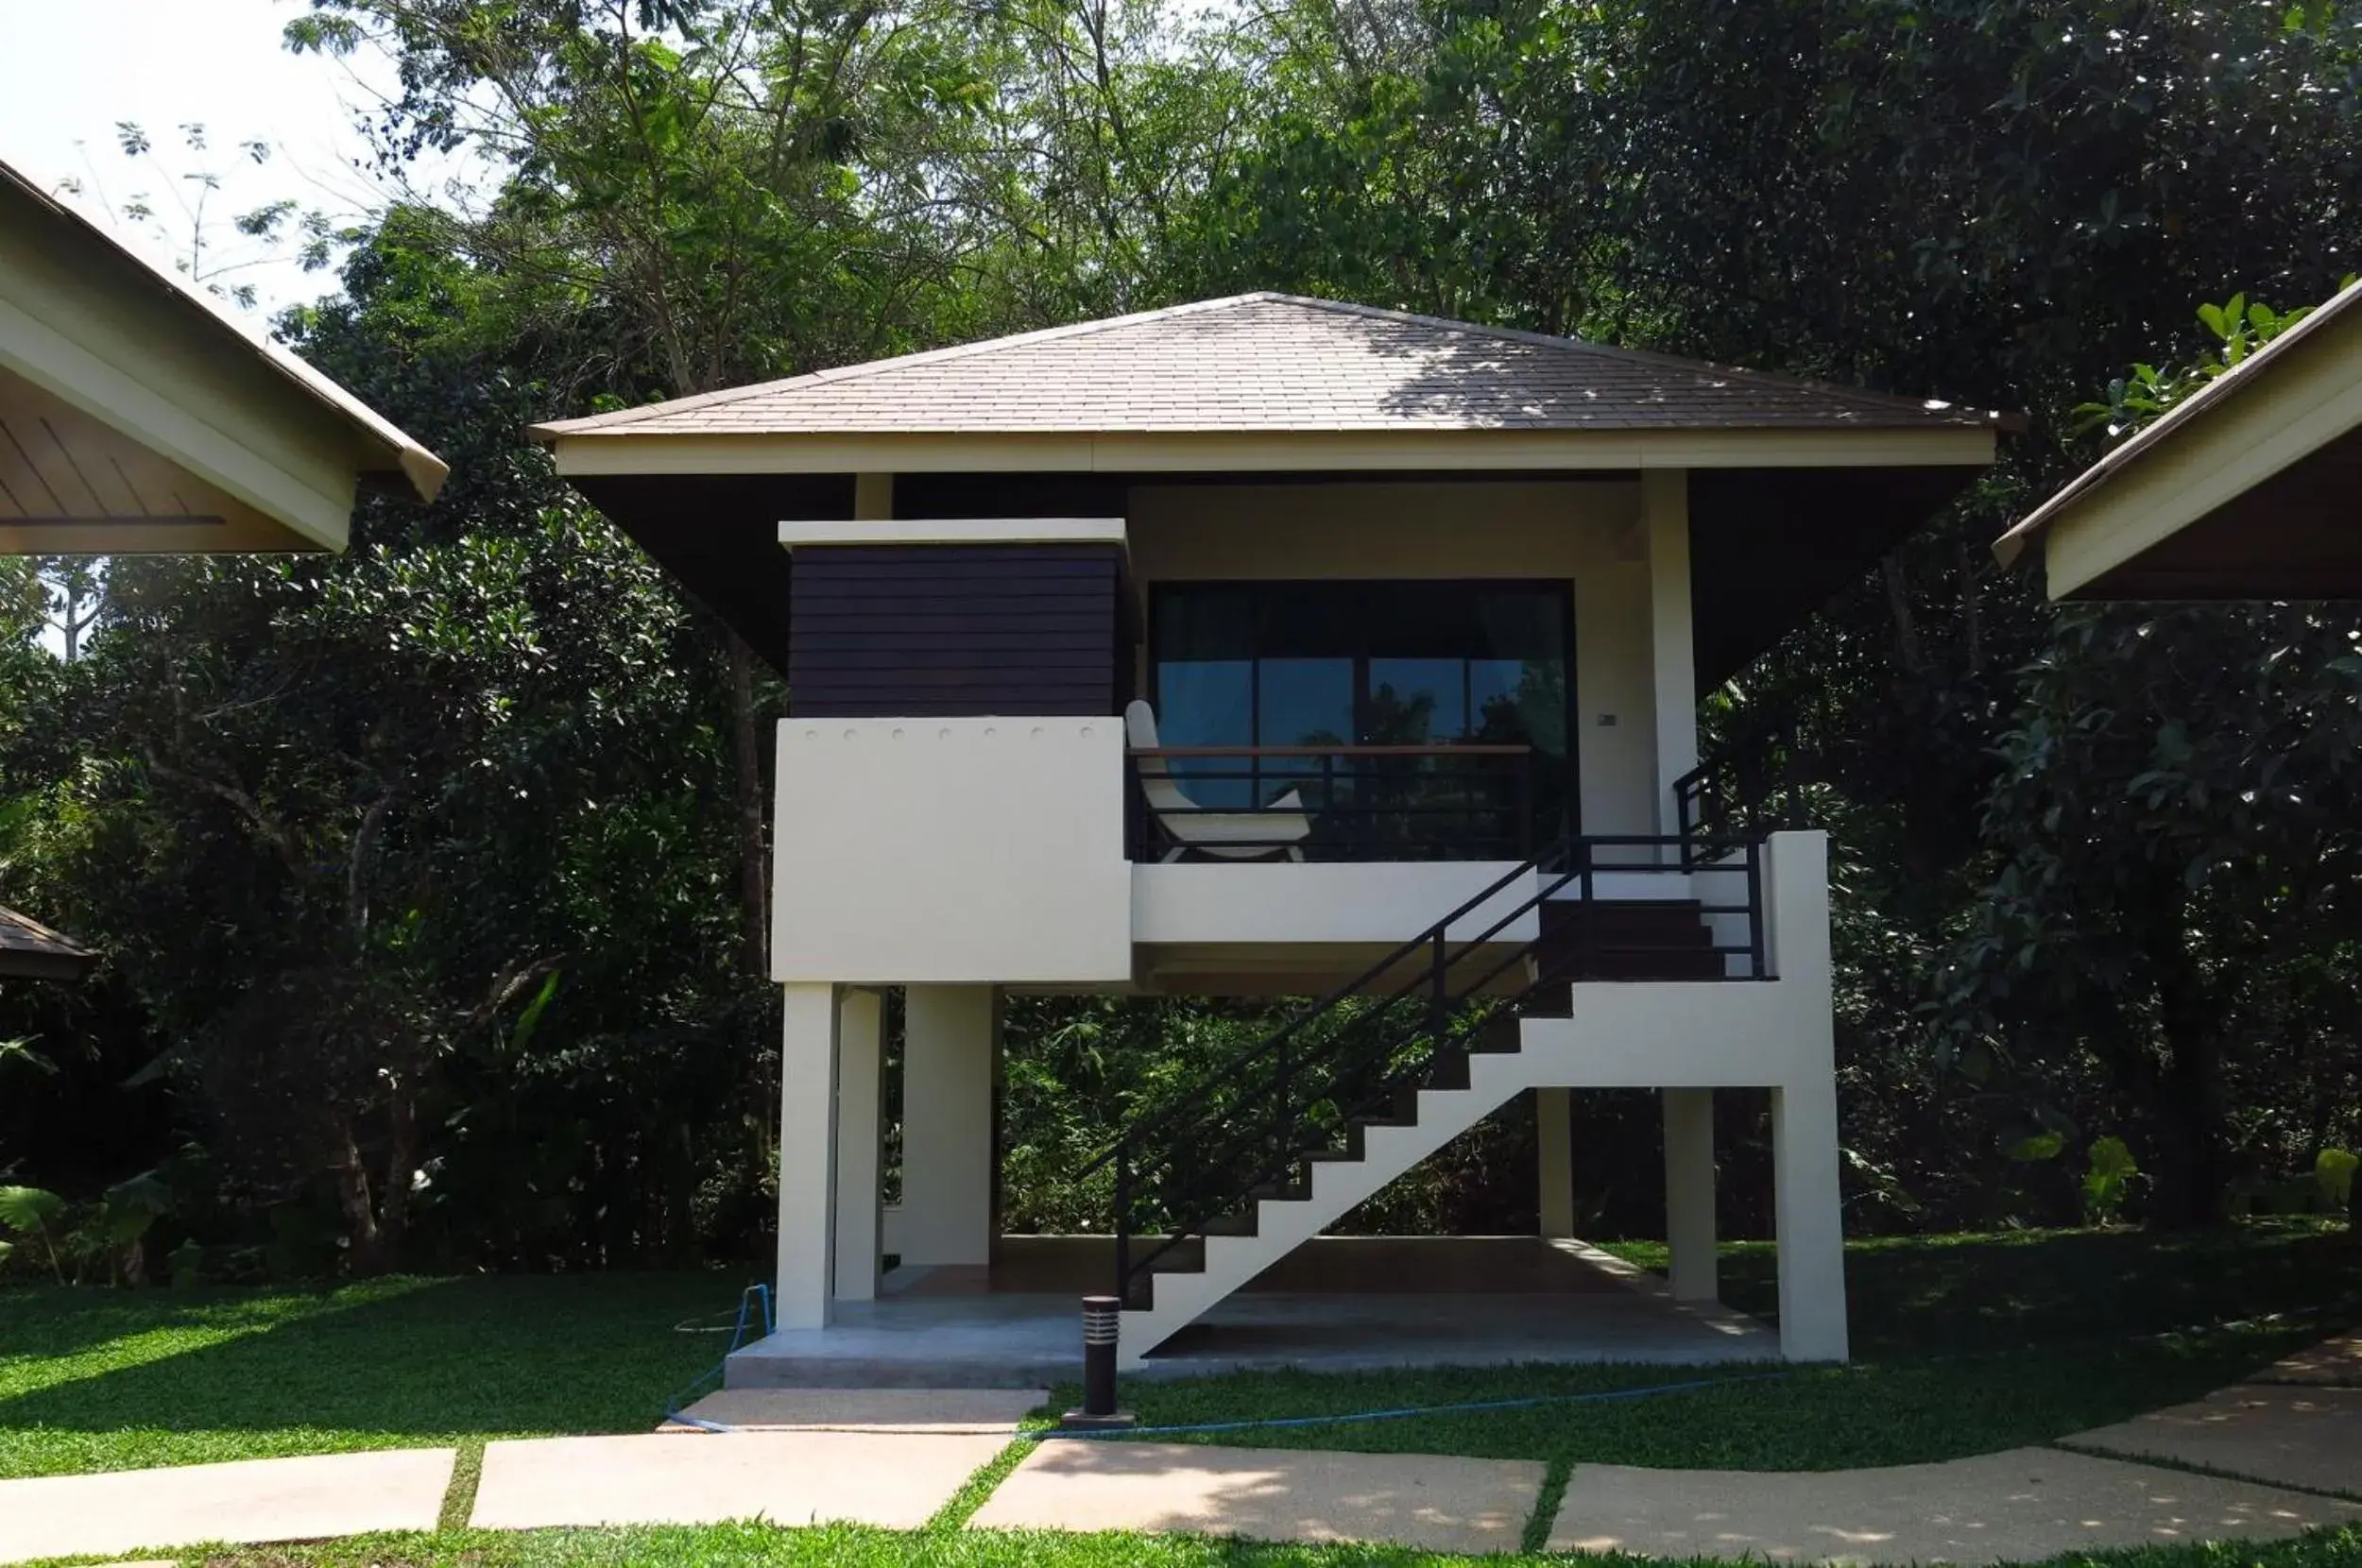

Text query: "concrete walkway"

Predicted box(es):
[1545, 1447, 2355, 1563]
[4, 1336, 2358, 1566]
[0, 1448, 453, 1565]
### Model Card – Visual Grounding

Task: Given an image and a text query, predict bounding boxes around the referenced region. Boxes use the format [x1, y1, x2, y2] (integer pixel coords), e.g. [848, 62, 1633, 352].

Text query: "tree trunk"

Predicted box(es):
[727, 632, 770, 977]
[332, 1125, 391, 1274]
[2149, 922, 2226, 1228]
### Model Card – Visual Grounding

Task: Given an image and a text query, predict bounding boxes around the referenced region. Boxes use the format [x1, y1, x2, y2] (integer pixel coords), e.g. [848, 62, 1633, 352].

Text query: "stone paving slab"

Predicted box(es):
[0, 1448, 454, 1566]
[1546, 1446, 2359, 1565]
[470, 1430, 1008, 1531]
[661, 1387, 1046, 1433]
[2255, 1331, 2362, 1387]
[968, 1439, 1544, 1555]
[2067, 1385, 2362, 1498]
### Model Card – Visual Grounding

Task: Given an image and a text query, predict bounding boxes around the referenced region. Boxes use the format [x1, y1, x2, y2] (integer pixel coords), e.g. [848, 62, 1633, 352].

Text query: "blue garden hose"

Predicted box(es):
[659, 1283, 774, 1431]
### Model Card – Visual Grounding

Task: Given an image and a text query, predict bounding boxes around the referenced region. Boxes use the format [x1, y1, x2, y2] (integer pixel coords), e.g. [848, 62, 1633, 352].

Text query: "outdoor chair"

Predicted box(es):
[1123, 700, 1312, 861]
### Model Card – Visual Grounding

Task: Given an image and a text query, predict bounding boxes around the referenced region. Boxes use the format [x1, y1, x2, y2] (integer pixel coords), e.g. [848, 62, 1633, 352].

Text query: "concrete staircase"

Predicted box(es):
[1118, 900, 1717, 1366]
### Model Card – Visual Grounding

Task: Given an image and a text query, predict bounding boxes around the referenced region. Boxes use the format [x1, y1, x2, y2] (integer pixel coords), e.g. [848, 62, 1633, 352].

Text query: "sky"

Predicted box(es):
[0, 0, 486, 653]
[0, 0, 476, 319]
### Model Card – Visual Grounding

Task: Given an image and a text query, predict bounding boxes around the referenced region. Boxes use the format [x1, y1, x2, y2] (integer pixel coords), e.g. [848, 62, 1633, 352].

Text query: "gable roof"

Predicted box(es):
[0, 159, 447, 505]
[0, 905, 94, 981]
[537, 294, 2004, 439]
[1994, 280, 2362, 587]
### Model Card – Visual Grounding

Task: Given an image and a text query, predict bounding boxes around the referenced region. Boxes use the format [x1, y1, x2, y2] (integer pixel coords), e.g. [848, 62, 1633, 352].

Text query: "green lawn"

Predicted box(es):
[30, 1521, 2362, 1568]
[1060, 1220, 2362, 1469]
[0, 1271, 750, 1477]
[2, 1223, 2354, 1484]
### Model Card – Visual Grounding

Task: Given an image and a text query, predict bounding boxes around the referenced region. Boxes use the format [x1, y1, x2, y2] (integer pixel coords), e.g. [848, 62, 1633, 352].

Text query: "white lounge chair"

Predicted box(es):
[1124, 700, 1312, 861]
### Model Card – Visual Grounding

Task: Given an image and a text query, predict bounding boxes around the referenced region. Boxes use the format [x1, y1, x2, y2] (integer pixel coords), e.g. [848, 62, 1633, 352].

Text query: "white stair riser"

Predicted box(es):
[1120, 1081, 1521, 1360]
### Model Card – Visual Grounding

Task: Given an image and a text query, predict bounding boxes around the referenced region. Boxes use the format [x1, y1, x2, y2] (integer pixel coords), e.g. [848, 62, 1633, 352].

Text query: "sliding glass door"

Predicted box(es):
[1149, 581, 1574, 858]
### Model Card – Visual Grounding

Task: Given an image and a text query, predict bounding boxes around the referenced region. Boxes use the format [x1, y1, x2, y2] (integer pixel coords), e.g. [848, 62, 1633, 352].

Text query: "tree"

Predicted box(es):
[1939, 295, 2362, 1225]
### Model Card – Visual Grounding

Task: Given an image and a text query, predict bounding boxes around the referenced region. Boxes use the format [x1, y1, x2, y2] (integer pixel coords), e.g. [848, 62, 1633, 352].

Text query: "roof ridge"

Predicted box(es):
[1263, 294, 1981, 420]
[535, 293, 1288, 435]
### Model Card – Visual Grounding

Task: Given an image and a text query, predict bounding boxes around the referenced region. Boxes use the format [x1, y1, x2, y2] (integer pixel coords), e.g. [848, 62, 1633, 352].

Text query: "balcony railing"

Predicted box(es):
[1127, 744, 1535, 862]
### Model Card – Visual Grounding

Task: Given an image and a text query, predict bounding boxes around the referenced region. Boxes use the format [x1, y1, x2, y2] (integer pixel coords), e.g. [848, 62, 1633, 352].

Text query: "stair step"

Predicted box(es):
[1200, 1212, 1259, 1237]
[1248, 1181, 1309, 1204]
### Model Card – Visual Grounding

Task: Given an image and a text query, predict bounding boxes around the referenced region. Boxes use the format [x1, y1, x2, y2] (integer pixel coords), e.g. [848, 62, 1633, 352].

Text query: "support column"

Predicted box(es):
[1536, 1087, 1575, 1238]
[853, 472, 894, 520]
[833, 988, 885, 1303]
[775, 981, 841, 1330]
[1662, 1086, 1718, 1303]
[899, 984, 997, 1268]
[1644, 469, 1698, 836]
[1772, 1072, 1850, 1361]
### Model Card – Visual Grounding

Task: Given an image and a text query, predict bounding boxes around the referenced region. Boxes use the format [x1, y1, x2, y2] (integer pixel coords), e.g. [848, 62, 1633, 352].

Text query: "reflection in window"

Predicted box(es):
[1149, 581, 1573, 854]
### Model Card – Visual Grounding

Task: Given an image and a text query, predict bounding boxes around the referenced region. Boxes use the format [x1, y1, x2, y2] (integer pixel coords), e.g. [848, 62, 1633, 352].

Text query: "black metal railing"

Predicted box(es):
[1083, 828, 1774, 1309]
[1672, 724, 1813, 847]
[1127, 744, 1535, 862]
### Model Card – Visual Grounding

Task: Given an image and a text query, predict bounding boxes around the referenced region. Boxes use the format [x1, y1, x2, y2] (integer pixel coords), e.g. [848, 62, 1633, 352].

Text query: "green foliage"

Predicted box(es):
[2319, 1150, 2357, 1213]
[0, 1185, 69, 1282]
[2082, 1137, 2141, 1226]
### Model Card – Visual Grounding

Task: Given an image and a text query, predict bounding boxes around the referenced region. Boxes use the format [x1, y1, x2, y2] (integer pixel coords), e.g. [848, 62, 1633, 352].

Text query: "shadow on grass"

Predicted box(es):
[0, 1272, 752, 1458]
[1705, 1221, 2362, 1355]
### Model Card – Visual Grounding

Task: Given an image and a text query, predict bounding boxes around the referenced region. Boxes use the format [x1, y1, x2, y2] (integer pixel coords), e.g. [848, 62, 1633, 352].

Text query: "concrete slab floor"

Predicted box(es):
[971, 1439, 1545, 1555]
[0, 1448, 454, 1567]
[727, 1287, 1772, 1389]
[662, 1387, 1048, 1433]
[469, 1430, 1009, 1532]
[2065, 1385, 2362, 1499]
[1547, 1446, 2362, 1565]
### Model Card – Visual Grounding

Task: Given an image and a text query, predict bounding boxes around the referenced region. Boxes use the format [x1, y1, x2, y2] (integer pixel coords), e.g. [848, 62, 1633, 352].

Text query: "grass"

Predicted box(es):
[1, 1223, 2353, 1484]
[25, 1521, 2362, 1568]
[0, 1271, 754, 1477]
[1039, 1220, 2362, 1468]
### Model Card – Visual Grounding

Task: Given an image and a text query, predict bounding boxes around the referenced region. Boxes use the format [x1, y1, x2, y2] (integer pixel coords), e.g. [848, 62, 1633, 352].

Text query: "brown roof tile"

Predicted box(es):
[537, 294, 1997, 438]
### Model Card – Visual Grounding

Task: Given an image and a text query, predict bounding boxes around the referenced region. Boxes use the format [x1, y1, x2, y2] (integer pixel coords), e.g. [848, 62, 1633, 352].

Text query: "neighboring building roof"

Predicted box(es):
[1995, 281, 2362, 600]
[538, 293, 2005, 440]
[0, 905, 95, 982]
[0, 157, 447, 554]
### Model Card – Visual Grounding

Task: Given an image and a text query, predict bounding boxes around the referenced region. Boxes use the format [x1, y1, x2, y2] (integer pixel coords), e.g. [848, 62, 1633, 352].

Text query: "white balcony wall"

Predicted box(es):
[1132, 861, 1539, 947]
[1125, 480, 1663, 839]
[771, 716, 1133, 984]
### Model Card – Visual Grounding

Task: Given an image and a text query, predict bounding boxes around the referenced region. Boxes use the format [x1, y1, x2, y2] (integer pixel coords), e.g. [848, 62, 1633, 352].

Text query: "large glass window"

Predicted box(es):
[1149, 581, 1574, 855]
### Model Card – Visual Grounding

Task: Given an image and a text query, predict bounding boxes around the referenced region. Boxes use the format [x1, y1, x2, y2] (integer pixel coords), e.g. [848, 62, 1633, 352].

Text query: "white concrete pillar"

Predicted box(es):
[899, 984, 997, 1267]
[1644, 469, 1698, 836]
[832, 988, 885, 1302]
[1662, 1086, 1718, 1303]
[775, 981, 841, 1329]
[1760, 829, 1848, 1360]
[1536, 1087, 1575, 1238]
[1772, 1074, 1850, 1361]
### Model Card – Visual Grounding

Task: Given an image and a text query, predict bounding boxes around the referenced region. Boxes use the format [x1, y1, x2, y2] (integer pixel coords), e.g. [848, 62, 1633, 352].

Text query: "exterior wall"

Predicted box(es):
[1125, 480, 1662, 838]
[787, 542, 1125, 717]
[770, 716, 1132, 984]
[1132, 861, 1538, 946]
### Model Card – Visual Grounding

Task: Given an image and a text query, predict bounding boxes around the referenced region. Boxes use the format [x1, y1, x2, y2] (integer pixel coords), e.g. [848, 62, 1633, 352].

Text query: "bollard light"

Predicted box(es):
[1059, 1294, 1136, 1430]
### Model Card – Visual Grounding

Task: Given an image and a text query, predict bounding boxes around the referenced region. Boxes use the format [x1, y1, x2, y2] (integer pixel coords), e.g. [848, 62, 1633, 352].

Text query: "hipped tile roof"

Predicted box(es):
[538, 294, 1997, 438]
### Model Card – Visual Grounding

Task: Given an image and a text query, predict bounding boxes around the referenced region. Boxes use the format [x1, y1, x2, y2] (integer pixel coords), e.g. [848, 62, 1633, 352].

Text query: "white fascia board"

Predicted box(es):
[553, 425, 1997, 478]
[2039, 321, 2362, 599]
[779, 517, 1126, 549]
[0, 295, 356, 551]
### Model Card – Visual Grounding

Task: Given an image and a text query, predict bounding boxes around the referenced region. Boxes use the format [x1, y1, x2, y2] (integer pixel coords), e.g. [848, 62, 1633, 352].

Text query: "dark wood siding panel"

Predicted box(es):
[787, 541, 1126, 717]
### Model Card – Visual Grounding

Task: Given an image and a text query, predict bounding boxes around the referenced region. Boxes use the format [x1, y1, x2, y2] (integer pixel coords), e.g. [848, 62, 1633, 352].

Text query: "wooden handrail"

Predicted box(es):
[1129, 744, 1532, 758]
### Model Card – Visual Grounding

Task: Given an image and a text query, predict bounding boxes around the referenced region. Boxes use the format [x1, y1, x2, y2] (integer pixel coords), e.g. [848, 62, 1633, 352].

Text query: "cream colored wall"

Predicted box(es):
[1125, 480, 1663, 838]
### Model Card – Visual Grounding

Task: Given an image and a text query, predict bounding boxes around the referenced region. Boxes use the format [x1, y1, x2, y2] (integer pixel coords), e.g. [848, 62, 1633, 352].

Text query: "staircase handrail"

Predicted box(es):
[1070, 841, 1567, 1184]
